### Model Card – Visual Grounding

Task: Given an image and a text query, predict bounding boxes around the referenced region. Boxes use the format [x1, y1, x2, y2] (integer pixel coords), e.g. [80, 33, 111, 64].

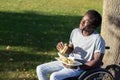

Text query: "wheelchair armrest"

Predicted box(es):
[105, 46, 110, 49]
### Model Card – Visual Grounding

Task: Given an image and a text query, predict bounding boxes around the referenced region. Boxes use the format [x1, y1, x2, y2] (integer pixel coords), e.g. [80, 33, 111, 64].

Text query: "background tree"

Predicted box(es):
[101, 0, 120, 79]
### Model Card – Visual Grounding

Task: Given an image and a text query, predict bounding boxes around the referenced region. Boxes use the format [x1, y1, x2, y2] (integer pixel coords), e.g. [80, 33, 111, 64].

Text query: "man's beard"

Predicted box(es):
[82, 26, 94, 32]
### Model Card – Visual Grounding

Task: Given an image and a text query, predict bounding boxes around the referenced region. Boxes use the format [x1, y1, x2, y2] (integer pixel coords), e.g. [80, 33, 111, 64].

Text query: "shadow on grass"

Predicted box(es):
[0, 11, 83, 79]
[0, 50, 55, 71]
[0, 11, 82, 51]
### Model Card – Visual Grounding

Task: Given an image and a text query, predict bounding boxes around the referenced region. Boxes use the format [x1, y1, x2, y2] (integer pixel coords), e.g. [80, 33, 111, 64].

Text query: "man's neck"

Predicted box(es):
[82, 30, 94, 36]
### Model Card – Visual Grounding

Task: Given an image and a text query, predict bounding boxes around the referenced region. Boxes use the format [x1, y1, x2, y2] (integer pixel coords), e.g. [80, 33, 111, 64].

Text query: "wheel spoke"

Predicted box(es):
[84, 71, 113, 80]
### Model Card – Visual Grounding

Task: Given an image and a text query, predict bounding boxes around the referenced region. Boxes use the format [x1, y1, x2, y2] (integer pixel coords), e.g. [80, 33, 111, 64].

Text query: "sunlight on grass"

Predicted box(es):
[0, 0, 102, 15]
[0, 71, 37, 80]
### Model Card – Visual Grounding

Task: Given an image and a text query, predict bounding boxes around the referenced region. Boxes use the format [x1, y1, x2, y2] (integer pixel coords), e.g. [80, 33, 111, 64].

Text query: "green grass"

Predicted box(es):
[0, 0, 103, 79]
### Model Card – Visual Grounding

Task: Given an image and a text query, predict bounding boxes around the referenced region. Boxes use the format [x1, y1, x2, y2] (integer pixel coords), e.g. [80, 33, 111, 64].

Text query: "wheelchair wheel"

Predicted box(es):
[78, 68, 114, 80]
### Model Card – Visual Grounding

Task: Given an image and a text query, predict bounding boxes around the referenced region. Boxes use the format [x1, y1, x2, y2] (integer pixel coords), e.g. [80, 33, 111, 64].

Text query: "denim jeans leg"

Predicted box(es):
[36, 61, 64, 80]
[50, 68, 84, 80]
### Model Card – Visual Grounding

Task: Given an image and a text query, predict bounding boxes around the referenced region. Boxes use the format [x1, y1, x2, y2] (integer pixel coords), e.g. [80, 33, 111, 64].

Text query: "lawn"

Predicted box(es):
[0, 0, 102, 80]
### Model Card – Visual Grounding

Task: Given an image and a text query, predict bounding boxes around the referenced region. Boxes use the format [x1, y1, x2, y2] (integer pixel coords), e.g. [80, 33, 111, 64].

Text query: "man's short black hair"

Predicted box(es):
[85, 10, 102, 28]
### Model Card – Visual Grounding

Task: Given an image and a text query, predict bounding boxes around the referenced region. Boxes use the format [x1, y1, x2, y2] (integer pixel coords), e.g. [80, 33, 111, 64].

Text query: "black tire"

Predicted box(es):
[78, 68, 114, 80]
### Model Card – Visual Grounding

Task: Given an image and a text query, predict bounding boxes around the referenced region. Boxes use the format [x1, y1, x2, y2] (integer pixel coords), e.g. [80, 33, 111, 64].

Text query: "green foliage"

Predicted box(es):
[0, 0, 102, 79]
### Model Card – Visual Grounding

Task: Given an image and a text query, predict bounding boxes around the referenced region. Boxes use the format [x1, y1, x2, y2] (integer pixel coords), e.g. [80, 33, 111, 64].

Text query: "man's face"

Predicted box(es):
[79, 14, 94, 31]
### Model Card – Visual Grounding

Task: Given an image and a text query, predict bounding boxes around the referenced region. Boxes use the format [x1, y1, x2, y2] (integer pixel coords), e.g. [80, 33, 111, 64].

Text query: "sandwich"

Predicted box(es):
[59, 57, 75, 64]
[59, 43, 68, 54]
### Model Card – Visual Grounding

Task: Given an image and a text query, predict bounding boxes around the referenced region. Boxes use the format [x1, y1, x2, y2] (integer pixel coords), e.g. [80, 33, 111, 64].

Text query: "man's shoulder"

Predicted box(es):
[73, 28, 79, 30]
[92, 32, 105, 43]
[72, 28, 81, 33]
[92, 31, 101, 38]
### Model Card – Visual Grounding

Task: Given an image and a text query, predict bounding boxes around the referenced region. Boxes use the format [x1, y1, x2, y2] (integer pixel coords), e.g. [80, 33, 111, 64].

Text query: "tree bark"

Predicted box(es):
[101, 0, 120, 79]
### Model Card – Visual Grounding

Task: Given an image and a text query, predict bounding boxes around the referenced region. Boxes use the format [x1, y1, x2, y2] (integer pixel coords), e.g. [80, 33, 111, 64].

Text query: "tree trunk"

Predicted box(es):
[101, 0, 120, 79]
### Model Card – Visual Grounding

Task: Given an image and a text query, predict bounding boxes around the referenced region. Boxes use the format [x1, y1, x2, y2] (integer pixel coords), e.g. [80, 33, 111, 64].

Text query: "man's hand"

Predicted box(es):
[56, 42, 65, 52]
[56, 42, 73, 54]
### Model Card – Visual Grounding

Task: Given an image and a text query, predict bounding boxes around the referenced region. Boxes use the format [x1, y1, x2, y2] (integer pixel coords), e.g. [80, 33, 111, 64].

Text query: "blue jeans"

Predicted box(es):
[36, 61, 84, 80]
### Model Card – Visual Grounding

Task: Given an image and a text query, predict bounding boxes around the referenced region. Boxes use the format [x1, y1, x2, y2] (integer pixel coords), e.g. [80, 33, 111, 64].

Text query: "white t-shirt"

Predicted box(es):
[69, 28, 105, 62]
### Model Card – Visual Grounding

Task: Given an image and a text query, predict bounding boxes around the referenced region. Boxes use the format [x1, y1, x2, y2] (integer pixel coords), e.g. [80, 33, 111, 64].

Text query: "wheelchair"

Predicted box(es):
[64, 68, 114, 80]
[64, 46, 114, 80]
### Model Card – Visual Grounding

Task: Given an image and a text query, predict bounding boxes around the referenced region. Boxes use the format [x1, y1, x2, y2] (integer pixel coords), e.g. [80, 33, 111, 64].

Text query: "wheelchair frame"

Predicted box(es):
[64, 68, 114, 80]
[64, 46, 114, 80]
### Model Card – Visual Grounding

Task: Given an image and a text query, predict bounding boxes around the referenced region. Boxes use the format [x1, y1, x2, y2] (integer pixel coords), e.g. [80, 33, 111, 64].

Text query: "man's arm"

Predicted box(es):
[80, 52, 104, 70]
[65, 43, 73, 54]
